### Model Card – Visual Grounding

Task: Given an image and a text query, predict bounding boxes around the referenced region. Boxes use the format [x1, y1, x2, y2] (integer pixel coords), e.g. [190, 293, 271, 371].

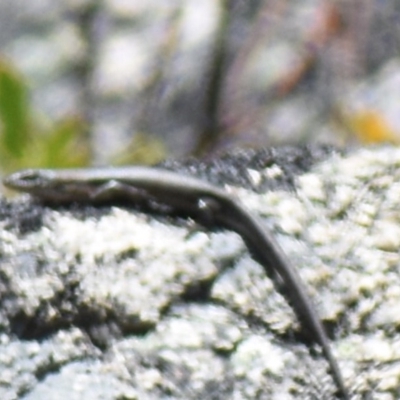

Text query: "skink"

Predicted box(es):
[3, 167, 349, 399]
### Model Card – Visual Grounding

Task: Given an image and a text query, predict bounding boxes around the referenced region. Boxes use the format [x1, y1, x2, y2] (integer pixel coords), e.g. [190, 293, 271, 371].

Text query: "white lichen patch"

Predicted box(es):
[262, 164, 284, 180]
[232, 335, 290, 378]
[151, 304, 244, 352]
[247, 168, 262, 186]
[212, 257, 295, 334]
[1, 206, 244, 328]
[40, 208, 243, 268]
[369, 297, 400, 329]
[373, 362, 400, 393]
[297, 173, 326, 202]
[336, 333, 400, 392]
[44, 208, 190, 263]
[369, 220, 400, 251]
[43, 209, 234, 324]
[348, 333, 400, 363]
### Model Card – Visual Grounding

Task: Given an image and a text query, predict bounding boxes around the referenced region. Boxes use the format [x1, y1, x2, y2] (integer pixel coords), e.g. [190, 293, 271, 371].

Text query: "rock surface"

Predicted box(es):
[1, 146, 400, 398]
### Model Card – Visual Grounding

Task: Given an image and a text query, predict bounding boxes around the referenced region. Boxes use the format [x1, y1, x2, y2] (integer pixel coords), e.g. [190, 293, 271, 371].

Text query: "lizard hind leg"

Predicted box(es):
[196, 197, 221, 228]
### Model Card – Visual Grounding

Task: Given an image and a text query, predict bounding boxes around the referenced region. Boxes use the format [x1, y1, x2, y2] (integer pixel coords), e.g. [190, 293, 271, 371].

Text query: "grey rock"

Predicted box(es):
[2, 146, 400, 398]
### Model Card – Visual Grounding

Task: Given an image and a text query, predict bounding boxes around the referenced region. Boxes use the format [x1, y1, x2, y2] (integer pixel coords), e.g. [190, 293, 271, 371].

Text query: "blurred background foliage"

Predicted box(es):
[0, 0, 399, 172]
[0, 58, 90, 171]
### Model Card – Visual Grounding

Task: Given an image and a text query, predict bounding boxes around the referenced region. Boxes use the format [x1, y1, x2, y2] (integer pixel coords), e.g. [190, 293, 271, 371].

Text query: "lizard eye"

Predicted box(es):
[3, 169, 55, 189]
[18, 171, 42, 183]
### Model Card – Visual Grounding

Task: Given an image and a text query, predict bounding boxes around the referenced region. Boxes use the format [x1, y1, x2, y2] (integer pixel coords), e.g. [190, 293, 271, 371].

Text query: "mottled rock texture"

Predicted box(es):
[1, 146, 400, 399]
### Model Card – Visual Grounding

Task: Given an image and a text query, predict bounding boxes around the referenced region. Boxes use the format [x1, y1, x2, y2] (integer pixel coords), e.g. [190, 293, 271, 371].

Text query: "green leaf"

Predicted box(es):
[0, 58, 29, 157]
